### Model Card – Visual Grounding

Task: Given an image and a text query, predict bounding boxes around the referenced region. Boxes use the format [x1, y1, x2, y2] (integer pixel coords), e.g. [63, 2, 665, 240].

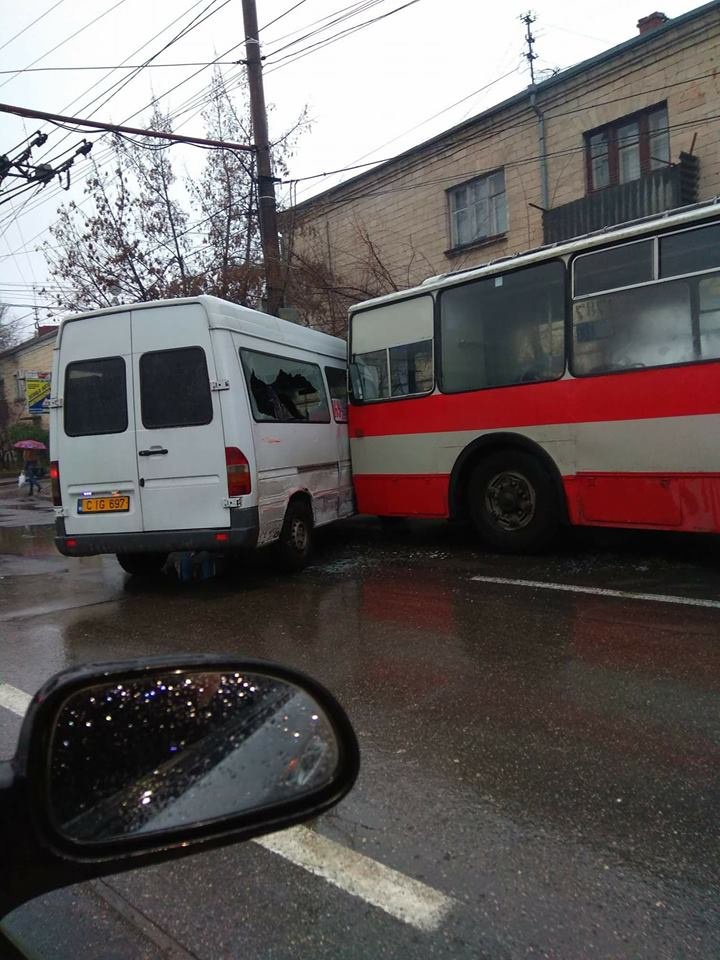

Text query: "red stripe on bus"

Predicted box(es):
[354, 471, 720, 532]
[348, 363, 720, 438]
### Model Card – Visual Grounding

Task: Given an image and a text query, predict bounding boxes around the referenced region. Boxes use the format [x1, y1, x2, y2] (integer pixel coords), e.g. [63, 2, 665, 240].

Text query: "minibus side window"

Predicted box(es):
[64, 357, 128, 436]
[240, 349, 330, 423]
[140, 347, 213, 429]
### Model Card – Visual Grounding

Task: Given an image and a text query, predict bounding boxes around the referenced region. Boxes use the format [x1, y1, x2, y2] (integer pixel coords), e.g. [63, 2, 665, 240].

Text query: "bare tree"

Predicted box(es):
[0, 304, 19, 352]
[283, 217, 431, 336]
[43, 76, 308, 314]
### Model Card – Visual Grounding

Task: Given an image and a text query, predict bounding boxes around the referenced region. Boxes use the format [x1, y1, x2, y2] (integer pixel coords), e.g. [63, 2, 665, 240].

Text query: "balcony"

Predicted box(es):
[543, 154, 699, 245]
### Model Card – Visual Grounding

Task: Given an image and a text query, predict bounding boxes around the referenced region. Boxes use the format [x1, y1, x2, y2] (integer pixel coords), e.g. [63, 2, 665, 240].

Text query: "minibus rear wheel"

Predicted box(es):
[274, 501, 313, 573]
[116, 552, 168, 576]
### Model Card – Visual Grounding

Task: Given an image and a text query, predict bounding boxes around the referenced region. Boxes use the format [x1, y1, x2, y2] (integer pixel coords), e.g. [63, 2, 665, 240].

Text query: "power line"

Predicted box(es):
[0, 0, 129, 92]
[294, 112, 715, 213]
[262, 0, 389, 60]
[264, 0, 420, 68]
[0, 60, 246, 75]
[287, 24, 718, 213]
[0, 0, 229, 220]
[259, 0, 309, 33]
[0, 0, 68, 54]
[290, 65, 522, 194]
[0, 1, 394, 228]
[0, 102, 255, 152]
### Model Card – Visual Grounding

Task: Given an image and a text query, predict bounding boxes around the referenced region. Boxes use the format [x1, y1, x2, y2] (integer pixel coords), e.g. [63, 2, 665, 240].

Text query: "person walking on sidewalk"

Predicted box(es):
[23, 453, 42, 497]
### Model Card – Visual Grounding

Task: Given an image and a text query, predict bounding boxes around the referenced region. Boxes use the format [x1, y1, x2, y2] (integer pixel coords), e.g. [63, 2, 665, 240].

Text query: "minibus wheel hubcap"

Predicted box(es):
[290, 518, 309, 551]
[485, 471, 536, 530]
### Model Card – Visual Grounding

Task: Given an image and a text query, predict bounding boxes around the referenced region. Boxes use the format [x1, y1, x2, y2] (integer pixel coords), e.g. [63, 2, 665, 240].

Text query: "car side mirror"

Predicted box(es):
[0, 657, 359, 916]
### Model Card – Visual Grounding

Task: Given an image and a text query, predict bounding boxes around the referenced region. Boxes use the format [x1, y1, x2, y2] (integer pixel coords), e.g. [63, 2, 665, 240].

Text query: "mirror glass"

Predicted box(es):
[47, 669, 340, 843]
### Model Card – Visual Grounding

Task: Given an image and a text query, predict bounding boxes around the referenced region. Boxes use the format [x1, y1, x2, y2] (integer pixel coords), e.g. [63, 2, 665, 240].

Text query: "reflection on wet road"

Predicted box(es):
[1, 512, 719, 959]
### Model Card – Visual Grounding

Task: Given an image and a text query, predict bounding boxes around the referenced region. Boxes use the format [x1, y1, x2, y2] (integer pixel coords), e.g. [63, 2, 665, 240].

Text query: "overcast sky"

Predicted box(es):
[0, 0, 703, 334]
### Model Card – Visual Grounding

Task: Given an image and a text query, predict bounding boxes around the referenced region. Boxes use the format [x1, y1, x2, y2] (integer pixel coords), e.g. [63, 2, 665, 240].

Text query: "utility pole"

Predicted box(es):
[520, 12, 538, 86]
[242, 0, 283, 317]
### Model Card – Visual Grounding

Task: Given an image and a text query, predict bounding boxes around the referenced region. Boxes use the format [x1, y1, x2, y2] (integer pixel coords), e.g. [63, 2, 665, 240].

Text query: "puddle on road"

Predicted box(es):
[0, 524, 55, 556]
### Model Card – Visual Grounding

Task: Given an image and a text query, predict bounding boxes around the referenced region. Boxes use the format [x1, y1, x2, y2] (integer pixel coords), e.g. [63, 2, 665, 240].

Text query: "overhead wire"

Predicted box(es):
[284, 20, 718, 214]
[0, 0, 68, 55]
[0, 0, 404, 228]
[0, 0, 233, 227]
[0, 0, 129, 92]
[291, 63, 523, 198]
[5, 0, 714, 284]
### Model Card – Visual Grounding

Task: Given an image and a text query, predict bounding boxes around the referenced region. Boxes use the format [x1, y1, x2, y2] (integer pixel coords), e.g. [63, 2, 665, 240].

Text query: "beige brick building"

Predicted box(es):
[285, 2, 720, 333]
[0, 327, 57, 463]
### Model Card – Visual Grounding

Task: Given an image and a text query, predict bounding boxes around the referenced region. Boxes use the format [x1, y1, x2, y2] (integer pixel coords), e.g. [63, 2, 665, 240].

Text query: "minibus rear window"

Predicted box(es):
[64, 357, 128, 437]
[140, 346, 213, 429]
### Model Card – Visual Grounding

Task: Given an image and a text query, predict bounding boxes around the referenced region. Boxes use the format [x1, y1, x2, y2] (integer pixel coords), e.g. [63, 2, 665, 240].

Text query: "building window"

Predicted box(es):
[448, 170, 507, 249]
[585, 104, 669, 192]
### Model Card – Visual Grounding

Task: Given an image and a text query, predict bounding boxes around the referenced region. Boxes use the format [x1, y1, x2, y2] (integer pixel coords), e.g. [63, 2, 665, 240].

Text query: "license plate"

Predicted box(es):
[78, 496, 130, 514]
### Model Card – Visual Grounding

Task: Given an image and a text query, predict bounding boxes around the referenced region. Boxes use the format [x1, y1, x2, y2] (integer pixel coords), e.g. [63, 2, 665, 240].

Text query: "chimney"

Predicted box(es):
[36, 325, 58, 338]
[637, 12, 669, 34]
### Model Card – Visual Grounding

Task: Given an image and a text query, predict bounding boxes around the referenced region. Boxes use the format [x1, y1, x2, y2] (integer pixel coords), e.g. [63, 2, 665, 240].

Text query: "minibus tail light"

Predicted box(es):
[50, 461, 62, 506]
[225, 448, 251, 496]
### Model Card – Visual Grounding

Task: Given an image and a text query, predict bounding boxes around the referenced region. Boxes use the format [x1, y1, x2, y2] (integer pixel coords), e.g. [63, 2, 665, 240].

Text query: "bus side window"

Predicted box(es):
[352, 350, 389, 400]
[571, 280, 694, 375]
[699, 274, 720, 359]
[389, 340, 433, 396]
[325, 366, 348, 422]
[440, 260, 565, 392]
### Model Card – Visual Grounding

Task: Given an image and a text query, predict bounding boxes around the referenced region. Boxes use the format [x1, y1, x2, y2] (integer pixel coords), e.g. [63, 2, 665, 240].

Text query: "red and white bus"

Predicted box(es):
[347, 201, 720, 551]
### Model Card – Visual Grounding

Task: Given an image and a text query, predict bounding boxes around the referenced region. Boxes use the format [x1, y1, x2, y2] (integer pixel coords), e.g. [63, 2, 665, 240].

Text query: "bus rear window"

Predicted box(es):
[64, 357, 128, 437]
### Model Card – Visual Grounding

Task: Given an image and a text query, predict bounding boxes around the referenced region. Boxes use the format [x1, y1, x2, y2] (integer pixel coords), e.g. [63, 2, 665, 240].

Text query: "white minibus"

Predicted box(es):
[50, 296, 352, 574]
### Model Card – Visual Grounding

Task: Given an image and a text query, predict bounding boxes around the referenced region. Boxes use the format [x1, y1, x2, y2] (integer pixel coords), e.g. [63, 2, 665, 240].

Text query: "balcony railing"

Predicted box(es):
[542, 154, 699, 245]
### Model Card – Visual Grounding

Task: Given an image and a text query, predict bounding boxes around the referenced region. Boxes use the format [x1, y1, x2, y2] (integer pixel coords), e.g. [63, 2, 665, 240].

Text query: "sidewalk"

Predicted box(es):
[0, 476, 51, 500]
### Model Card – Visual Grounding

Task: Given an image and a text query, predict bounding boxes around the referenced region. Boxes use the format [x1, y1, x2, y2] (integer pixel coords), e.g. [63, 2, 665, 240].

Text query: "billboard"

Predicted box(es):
[24, 371, 52, 415]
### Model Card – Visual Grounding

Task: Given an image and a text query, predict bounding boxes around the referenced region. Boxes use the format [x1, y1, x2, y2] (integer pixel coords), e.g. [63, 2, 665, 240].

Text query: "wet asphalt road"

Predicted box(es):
[1, 483, 719, 959]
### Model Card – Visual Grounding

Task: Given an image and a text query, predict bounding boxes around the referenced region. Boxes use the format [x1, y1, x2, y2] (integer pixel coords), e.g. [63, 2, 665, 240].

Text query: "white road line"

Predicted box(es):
[255, 826, 454, 932]
[471, 575, 720, 609]
[0, 683, 32, 715]
[0, 682, 454, 933]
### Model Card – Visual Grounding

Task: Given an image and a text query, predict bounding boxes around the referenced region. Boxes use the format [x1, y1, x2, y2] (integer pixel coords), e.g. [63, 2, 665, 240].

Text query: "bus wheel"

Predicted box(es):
[468, 451, 559, 553]
[274, 501, 313, 572]
[116, 552, 168, 576]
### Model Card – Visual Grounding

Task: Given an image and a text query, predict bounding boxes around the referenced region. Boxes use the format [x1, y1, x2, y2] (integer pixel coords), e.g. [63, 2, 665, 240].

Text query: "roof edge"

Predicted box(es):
[288, 0, 720, 213]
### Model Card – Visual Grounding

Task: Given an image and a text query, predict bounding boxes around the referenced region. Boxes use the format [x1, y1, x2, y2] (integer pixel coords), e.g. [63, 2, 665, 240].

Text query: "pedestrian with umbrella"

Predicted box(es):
[13, 440, 46, 497]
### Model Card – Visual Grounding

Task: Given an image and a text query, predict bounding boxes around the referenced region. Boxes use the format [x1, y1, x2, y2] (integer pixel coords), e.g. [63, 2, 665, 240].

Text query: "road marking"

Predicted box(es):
[256, 826, 454, 931]
[0, 683, 32, 715]
[471, 575, 720, 609]
[0, 682, 454, 933]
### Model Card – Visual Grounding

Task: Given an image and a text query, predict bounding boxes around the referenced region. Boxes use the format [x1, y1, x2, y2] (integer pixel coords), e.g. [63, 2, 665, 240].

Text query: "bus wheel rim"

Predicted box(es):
[485, 471, 536, 531]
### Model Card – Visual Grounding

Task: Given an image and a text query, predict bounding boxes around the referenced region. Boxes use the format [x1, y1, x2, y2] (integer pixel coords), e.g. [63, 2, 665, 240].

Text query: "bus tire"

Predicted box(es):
[468, 450, 559, 553]
[274, 501, 313, 573]
[116, 552, 168, 576]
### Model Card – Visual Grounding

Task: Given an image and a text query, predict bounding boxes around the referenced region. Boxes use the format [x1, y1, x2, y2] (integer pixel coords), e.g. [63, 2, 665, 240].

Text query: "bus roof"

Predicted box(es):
[349, 198, 720, 315]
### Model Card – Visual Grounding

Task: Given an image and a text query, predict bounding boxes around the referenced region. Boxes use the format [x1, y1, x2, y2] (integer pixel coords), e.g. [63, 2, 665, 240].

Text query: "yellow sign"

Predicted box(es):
[25, 373, 51, 414]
